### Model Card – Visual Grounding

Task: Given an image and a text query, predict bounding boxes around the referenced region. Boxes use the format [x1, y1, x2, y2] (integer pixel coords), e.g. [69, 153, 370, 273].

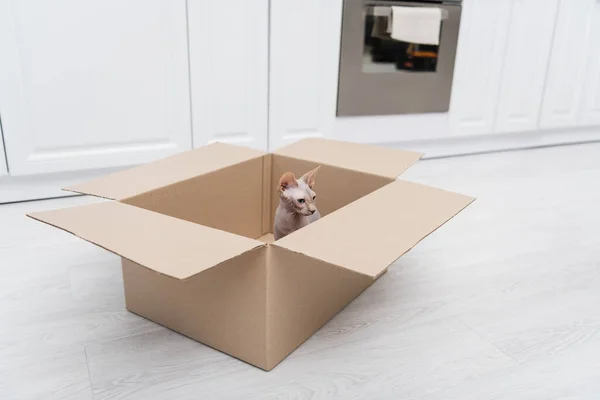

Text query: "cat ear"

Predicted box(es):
[300, 166, 320, 189]
[279, 172, 298, 191]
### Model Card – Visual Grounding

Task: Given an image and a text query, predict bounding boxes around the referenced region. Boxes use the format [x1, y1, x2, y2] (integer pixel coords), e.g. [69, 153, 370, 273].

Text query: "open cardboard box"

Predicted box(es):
[28, 138, 474, 370]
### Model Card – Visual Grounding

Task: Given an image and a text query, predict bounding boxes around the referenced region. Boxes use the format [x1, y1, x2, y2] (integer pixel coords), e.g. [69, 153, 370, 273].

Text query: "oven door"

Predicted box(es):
[337, 0, 462, 116]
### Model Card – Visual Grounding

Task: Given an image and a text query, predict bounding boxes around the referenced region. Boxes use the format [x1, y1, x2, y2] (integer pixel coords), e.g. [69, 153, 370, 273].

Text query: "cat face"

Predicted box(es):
[278, 166, 320, 217]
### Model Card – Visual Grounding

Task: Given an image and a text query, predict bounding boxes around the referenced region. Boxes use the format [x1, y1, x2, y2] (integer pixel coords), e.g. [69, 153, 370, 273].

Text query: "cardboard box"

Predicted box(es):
[28, 138, 474, 370]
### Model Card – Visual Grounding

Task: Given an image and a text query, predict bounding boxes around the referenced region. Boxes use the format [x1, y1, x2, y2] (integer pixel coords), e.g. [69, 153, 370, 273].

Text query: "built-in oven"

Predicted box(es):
[337, 0, 462, 116]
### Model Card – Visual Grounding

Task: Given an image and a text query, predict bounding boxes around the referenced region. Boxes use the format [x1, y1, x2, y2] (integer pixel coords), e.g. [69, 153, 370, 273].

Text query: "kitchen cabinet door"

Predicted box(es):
[188, 0, 268, 151]
[0, 0, 191, 176]
[580, 2, 600, 126]
[269, 0, 342, 150]
[495, 0, 559, 133]
[540, 0, 594, 129]
[449, 0, 513, 136]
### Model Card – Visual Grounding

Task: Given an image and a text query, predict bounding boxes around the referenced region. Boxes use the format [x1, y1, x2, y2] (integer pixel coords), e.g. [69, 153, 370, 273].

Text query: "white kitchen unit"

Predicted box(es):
[494, 0, 559, 134]
[268, 0, 600, 154]
[268, 0, 342, 150]
[187, 0, 269, 151]
[0, 0, 192, 177]
[580, 2, 600, 126]
[332, 0, 600, 156]
[540, 0, 594, 129]
[448, 0, 512, 136]
[2, 0, 600, 203]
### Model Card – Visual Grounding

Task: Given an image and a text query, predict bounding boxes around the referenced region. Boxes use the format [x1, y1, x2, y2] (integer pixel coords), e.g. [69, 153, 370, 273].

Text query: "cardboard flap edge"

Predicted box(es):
[276, 180, 475, 278]
[274, 138, 424, 178]
[61, 142, 266, 200]
[61, 186, 116, 199]
[27, 202, 265, 280]
[270, 243, 379, 279]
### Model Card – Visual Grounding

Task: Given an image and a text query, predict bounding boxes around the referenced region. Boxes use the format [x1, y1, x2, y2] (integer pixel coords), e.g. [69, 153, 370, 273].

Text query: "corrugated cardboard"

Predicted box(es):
[27, 138, 474, 371]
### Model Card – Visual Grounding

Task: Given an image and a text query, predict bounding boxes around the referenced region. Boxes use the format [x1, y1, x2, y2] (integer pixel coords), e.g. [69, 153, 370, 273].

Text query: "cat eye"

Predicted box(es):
[313, 195, 316, 200]
[297, 198, 305, 204]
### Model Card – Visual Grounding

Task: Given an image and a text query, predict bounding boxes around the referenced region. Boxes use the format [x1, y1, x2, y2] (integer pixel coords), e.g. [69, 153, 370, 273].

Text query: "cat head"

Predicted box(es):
[278, 166, 320, 216]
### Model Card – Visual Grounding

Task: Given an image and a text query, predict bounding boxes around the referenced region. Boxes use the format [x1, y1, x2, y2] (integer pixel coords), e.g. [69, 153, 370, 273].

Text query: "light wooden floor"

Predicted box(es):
[1, 143, 600, 400]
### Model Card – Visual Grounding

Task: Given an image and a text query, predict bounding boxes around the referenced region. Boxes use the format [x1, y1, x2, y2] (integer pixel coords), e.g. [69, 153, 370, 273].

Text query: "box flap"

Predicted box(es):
[27, 202, 263, 279]
[274, 180, 474, 278]
[64, 142, 265, 200]
[274, 138, 423, 179]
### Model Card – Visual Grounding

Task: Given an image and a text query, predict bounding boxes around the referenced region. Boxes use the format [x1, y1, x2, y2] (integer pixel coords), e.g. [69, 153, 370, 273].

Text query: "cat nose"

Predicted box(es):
[310, 210, 315, 214]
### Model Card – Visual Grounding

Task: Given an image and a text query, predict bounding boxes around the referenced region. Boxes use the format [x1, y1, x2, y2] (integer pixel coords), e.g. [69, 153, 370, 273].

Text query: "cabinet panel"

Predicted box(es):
[0, 0, 191, 176]
[580, 3, 600, 126]
[449, 0, 513, 136]
[540, 0, 594, 129]
[188, 0, 268, 151]
[495, 0, 559, 133]
[269, 0, 342, 150]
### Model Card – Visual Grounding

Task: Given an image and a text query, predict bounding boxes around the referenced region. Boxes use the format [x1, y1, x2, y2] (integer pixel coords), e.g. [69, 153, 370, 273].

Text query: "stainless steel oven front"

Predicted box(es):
[337, 0, 462, 116]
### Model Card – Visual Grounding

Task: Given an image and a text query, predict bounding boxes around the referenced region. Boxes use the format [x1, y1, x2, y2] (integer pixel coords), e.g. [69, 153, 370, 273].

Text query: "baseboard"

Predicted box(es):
[373, 126, 600, 159]
[0, 166, 124, 204]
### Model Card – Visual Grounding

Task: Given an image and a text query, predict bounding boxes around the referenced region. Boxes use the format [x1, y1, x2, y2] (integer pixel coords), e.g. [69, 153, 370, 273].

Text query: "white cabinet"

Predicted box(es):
[449, 0, 512, 136]
[2, 0, 600, 185]
[268, 0, 342, 150]
[495, 0, 560, 133]
[580, 2, 600, 126]
[0, 0, 192, 176]
[540, 0, 594, 129]
[452, 0, 600, 137]
[187, 0, 268, 151]
[522, 0, 600, 129]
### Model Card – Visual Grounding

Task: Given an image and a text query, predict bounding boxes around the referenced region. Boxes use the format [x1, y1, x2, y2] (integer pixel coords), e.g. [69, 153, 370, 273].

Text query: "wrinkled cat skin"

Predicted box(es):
[273, 166, 321, 240]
